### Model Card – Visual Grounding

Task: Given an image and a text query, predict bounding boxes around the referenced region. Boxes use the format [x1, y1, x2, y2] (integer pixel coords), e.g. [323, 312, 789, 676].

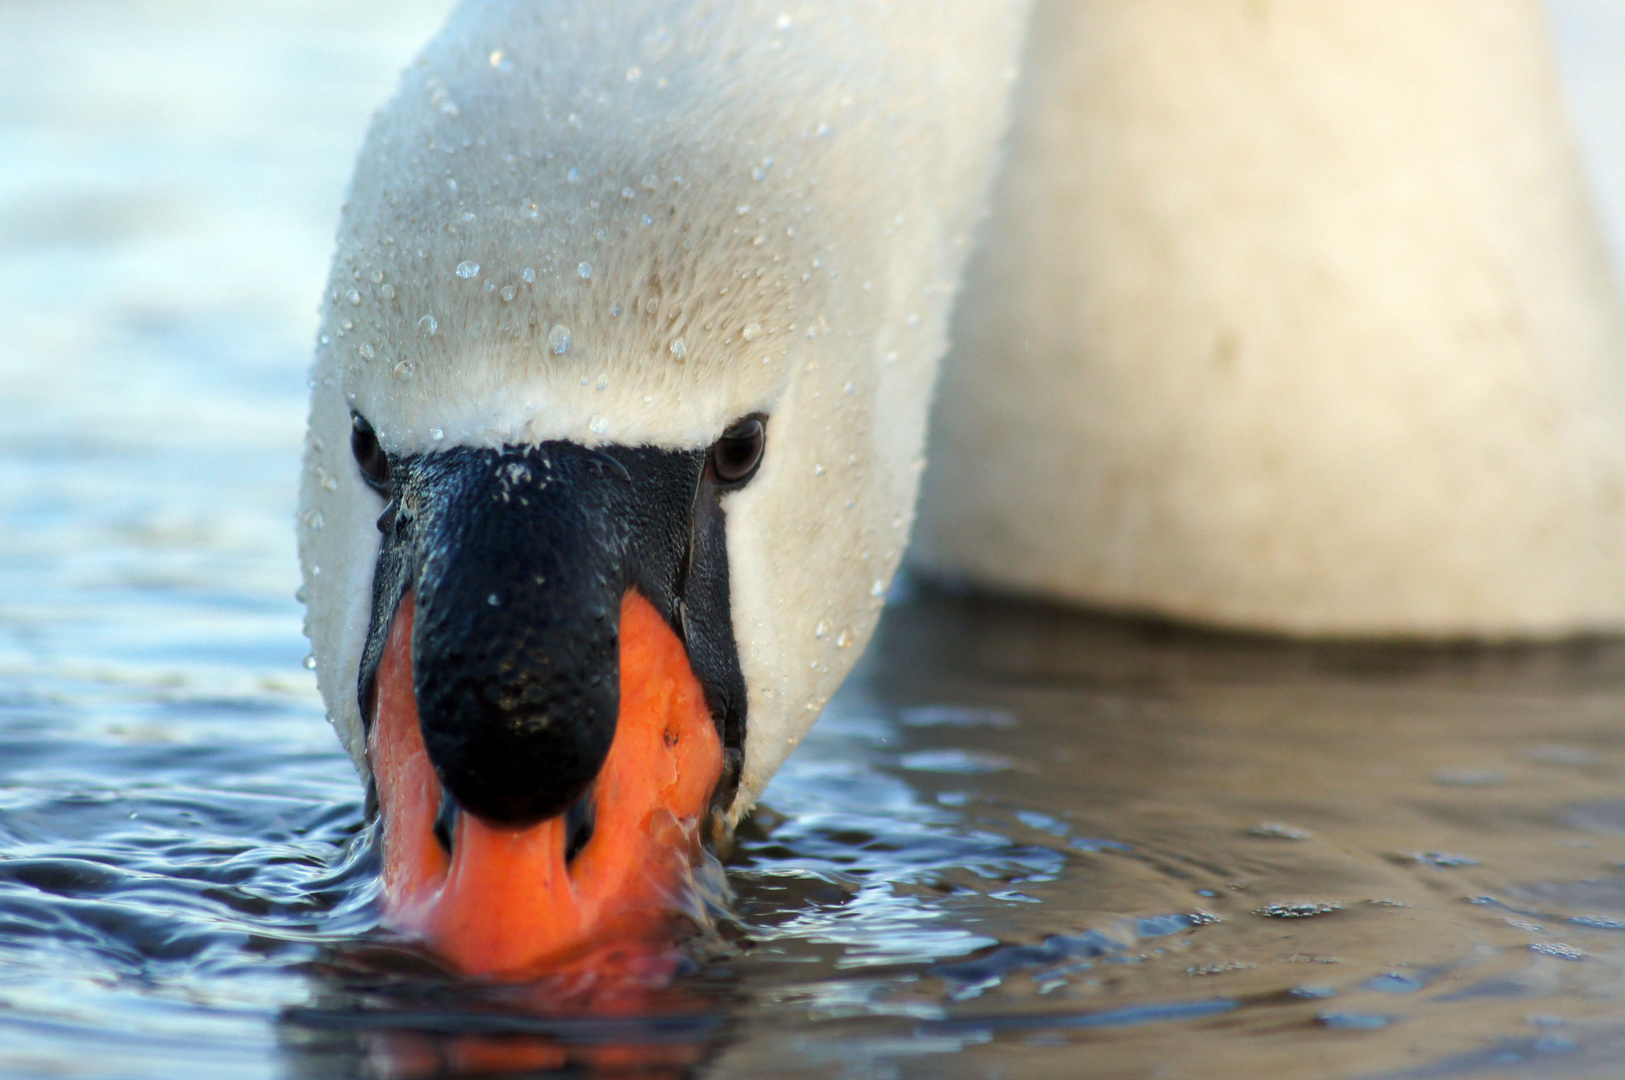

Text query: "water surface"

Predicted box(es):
[6, 3, 1625, 1077]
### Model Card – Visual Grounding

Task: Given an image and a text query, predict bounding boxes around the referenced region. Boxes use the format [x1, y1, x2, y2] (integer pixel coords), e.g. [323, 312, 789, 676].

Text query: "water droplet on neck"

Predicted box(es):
[418, 314, 438, 336]
[549, 324, 572, 354]
[578, 261, 593, 279]
[456, 260, 480, 279]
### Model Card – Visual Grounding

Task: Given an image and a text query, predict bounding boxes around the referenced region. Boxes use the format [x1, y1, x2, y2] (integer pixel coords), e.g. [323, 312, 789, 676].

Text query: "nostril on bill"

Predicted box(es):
[433, 795, 458, 855]
[564, 791, 596, 866]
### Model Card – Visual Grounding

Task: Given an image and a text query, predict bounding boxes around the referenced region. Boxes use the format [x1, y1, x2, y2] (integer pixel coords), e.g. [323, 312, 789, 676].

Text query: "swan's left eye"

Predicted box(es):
[709, 415, 766, 485]
[351, 413, 391, 492]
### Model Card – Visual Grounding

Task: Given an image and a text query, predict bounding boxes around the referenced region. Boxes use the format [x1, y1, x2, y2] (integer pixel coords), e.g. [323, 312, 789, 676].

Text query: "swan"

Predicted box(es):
[299, 0, 1625, 973]
[918, 0, 1625, 639]
[298, 0, 1031, 973]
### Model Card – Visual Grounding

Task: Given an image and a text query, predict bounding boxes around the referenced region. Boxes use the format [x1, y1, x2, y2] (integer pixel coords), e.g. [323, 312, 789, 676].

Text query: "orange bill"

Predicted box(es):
[368, 590, 724, 977]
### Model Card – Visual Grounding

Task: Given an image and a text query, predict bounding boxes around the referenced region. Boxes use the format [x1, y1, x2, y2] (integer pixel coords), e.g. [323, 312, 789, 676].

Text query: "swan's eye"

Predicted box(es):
[709, 415, 766, 485]
[351, 413, 391, 492]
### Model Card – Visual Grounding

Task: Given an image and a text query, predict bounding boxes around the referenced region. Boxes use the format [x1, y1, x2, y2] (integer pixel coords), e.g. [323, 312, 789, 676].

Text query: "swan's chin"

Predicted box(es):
[368, 591, 723, 978]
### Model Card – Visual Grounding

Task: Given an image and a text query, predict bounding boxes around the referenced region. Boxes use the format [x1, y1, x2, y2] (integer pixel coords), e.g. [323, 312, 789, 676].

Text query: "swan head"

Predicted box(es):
[296, 0, 1027, 974]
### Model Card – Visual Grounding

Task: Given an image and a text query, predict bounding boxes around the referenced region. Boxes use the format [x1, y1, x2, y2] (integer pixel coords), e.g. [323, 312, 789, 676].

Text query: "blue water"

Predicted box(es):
[8, 3, 1625, 1077]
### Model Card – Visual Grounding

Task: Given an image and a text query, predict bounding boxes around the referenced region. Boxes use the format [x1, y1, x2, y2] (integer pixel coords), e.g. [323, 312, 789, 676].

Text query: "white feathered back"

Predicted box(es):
[920, 0, 1625, 638]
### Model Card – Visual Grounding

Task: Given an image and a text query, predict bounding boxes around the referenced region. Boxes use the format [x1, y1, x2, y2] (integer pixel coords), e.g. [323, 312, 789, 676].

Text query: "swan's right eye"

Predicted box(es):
[709, 415, 767, 486]
[351, 413, 391, 492]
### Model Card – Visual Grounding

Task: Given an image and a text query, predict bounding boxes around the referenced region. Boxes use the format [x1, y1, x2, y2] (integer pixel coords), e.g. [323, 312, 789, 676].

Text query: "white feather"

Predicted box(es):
[919, 0, 1625, 638]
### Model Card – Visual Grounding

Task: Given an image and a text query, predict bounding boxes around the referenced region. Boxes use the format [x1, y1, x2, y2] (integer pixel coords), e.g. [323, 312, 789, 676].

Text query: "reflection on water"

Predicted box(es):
[6, 1, 1625, 1077]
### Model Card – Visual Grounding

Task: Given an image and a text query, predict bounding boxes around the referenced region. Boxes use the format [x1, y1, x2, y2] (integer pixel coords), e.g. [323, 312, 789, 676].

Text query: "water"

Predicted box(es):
[6, 2, 1625, 1077]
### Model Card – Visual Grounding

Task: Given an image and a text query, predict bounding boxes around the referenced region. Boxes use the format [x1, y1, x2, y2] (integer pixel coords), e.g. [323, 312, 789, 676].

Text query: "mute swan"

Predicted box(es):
[298, 0, 1030, 973]
[299, 0, 1625, 973]
[918, 0, 1625, 639]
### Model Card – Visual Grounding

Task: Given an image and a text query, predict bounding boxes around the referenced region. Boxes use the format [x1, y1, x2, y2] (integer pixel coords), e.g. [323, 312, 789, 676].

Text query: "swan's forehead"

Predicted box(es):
[342, 327, 788, 454]
[329, 183, 803, 452]
[320, 10, 834, 452]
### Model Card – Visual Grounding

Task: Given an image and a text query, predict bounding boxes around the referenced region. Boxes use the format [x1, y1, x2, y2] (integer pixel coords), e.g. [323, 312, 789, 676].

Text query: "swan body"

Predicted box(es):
[299, 0, 1625, 971]
[917, 0, 1625, 638]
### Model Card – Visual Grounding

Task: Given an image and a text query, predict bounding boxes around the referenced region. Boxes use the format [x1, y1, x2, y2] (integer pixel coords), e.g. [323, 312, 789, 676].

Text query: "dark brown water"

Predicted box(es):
[8, 2, 1625, 1077]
